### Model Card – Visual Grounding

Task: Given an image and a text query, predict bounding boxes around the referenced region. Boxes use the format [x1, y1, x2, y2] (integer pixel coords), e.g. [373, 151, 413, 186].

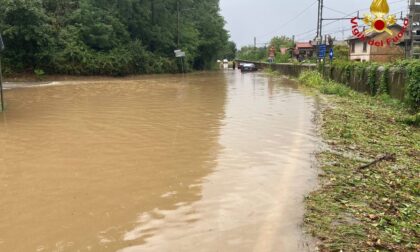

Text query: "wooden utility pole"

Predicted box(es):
[176, 0, 182, 73]
[0, 34, 4, 112]
[0, 55, 4, 112]
[177, 0, 180, 49]
[175, 1, 195, 73]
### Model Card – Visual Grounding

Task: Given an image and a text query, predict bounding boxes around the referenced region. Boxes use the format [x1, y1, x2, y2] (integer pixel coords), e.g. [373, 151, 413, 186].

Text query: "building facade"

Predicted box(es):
[293, 42, 315, 60]
[348, 26, 406, 62]
[409, 0, 420, 58]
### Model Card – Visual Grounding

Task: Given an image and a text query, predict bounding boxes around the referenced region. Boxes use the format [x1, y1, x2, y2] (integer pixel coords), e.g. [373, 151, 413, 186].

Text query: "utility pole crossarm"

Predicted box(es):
[322, 17, 357, 21]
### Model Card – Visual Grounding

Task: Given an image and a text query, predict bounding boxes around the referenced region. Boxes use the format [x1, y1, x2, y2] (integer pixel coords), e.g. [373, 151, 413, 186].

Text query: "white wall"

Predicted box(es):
[349, 40, 371, 62]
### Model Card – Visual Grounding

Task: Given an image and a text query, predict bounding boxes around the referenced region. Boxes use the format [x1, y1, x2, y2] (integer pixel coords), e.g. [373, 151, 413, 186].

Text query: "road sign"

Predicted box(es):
[329, 48, 334, 60]
[174, 49, 185, 58]
[0, 35, 4, 52]
[318, 44, 326, 59]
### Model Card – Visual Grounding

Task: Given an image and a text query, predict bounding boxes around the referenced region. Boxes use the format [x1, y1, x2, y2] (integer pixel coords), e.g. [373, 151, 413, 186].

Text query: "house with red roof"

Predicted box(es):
[293, 41, 315, 60]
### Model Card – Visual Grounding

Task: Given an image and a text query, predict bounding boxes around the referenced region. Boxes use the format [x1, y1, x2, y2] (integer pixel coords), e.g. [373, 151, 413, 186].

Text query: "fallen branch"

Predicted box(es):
[357, 153, 396, 170]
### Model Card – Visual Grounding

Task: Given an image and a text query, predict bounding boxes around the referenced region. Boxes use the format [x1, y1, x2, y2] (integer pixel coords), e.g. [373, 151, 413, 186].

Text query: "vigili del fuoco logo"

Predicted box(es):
[350, 0, 409, 47]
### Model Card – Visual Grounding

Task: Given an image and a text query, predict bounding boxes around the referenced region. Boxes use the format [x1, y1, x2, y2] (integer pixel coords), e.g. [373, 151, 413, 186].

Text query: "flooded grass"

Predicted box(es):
[298, 71, 420, 251]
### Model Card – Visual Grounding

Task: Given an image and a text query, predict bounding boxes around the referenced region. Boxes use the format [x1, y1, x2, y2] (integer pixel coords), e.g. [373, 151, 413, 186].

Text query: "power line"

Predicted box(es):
[246, 0, 408, 45]
[322, 0, 406, 20]
[294, 17, 350, 40]
[317, 9, 407, 39]
[294, 0, 407, 41]
[258, 0, 318, 40]
[294, 10, 358, 39]
[323, 6, 348, 16]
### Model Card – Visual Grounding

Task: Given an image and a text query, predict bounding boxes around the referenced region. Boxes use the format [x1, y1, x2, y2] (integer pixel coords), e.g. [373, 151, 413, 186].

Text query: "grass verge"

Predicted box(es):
[297, 71, 420, 251]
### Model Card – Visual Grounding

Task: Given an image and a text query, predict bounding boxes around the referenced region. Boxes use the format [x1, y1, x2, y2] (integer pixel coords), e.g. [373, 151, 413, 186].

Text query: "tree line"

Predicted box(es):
[237, 35, 349, 63]
[0, 0, 236, 76]
[237, 36, 294, 63]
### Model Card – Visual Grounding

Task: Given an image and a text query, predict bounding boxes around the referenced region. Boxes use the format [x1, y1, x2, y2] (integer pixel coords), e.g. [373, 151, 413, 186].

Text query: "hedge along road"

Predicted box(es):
[0, 70, 319, 252]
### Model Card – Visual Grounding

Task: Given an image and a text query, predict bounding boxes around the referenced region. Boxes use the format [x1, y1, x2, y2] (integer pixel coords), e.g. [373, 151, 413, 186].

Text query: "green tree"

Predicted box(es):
[220, 41, 237, 60]
[269, 36, 294, 49]
[0, 0, 53, 71]
[0, 0, 231, 75]
[334, 44, 350, 61]
[237, 46, 267, 61]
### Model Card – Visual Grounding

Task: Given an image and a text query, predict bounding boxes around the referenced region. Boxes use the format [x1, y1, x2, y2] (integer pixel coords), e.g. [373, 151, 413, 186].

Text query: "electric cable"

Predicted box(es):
[294, 0, 407, 41]
[257, 0, 318, 40]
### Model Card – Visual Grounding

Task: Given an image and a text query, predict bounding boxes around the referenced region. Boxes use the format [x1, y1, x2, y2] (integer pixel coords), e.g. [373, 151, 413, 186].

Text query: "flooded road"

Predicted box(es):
[0, 71, 318, 252]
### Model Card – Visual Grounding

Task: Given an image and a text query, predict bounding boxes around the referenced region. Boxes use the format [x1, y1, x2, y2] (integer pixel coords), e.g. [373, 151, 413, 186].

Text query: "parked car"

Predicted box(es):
[241, 63, 258, 72]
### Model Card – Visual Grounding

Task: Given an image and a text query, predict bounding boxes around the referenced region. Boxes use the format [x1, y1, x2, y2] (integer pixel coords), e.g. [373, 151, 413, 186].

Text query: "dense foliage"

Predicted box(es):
[394, 60, 420, 110]
[238, 35, 349, 64]
[329, 60, 420, 111]
[332, 44, 350, 61]
[236, 46, 267, 62]
[0, 0, 235, 75]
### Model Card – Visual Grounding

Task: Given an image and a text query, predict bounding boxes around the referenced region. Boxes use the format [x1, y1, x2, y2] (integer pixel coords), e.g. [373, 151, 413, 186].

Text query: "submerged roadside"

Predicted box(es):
[0, 71, 319, 251]
[295, 71, 419, 251]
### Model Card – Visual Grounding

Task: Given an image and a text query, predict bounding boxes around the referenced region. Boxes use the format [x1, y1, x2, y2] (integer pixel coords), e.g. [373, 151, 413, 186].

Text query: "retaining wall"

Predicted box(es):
[237, 60, 317, 77]
[237, 60, 406, 101]
[320, 65, 406, 100]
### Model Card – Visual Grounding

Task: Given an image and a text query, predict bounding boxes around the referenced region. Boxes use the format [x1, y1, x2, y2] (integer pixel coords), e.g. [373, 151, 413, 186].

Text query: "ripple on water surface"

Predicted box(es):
[0, 71, 318, 252]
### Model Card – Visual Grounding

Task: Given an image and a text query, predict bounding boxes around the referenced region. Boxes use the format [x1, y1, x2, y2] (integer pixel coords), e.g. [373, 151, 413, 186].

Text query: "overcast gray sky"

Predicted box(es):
[220, 0, 408, 47]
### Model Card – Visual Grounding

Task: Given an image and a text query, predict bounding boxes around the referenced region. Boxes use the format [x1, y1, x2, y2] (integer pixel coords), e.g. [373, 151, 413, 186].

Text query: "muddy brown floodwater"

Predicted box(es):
[0, 71, 319, 252]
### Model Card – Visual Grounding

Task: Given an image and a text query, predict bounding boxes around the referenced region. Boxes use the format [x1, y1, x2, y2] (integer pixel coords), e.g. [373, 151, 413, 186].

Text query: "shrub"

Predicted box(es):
[367, 64, 379, 95]
[320, 81, 351, 97]
[274, 53, 291, 63]
[377, 93, 402, 108]
[394, 60, 420, 111]
[299, 70, 324, 88]
[403, 64, 420, 111]
[299, 71, 351, 97]
[399, 113, 420, 127]
[378, 65, 390, 95]
[34, 68, 45, 80]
